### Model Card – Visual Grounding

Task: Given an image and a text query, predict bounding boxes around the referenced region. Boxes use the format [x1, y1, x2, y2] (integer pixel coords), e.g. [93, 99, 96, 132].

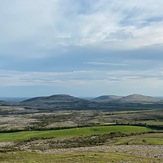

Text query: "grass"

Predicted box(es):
[144, 138, 163, 145]
[113, 133, 163, 145]
[138, 120, 163, 126]
[0, 151, 162, 163]
[0, 125, 153, 142]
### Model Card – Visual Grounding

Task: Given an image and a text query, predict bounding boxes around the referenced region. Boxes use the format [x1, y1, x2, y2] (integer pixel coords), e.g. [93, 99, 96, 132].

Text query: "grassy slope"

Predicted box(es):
[0, 126, 162, 163]
[0, 125, 152, 142]
[0, 151, 162, 163]
[112, 133, 163, 145]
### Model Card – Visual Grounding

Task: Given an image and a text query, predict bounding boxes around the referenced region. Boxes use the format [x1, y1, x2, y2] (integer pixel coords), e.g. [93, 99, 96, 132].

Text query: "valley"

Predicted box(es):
[0, 94, 162, 162]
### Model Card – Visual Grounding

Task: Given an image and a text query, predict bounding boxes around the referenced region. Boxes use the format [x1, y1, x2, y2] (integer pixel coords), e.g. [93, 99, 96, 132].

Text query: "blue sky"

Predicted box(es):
[1, 0, 163, 97]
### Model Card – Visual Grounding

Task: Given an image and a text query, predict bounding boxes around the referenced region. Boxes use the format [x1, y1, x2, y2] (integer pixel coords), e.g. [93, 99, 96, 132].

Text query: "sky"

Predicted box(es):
[1, 0, 163, 97]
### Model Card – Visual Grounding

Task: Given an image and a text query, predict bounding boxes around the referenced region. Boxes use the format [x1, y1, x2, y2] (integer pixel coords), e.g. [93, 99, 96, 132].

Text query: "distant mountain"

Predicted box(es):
[0, 97, 29, 102]
[21, 94, 89, 110]
[115, 94, 162, 103]
[22, 96, 47, 103]
[23, 94, 85, 103]
[20, 94, 163, 110]
[92, 95, 123, 102]
[0, 100, 7, 106]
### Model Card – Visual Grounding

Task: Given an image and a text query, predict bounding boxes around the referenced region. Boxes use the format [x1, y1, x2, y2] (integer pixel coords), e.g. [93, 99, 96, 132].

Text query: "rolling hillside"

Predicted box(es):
[116, 94, 162, 103]
[19, 94, 163, 110]
[92, 95, 123, 102]
[21, 94, 90, 110]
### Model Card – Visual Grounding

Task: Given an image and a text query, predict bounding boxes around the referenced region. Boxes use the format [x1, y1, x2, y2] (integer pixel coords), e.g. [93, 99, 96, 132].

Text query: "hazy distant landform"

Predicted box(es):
[1, 94, 163, 111]
[0, 93, 162, 163]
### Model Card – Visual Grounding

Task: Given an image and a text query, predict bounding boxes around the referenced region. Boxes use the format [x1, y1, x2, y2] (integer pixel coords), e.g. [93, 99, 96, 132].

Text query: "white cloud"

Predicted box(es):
[85, 62, 128, 67]
[0, 68, 163, 86]
[1, 0, 163, 58]
[1, 69, 163, 96]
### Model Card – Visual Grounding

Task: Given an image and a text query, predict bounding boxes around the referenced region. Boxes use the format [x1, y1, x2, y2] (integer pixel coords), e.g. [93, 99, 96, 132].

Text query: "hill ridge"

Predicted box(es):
[19, 94, 163, 110]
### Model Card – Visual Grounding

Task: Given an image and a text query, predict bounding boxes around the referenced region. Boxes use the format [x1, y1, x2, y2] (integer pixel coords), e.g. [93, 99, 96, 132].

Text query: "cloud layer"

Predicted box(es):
[1, 0, 163, 57]
[0, 0, 163, 96]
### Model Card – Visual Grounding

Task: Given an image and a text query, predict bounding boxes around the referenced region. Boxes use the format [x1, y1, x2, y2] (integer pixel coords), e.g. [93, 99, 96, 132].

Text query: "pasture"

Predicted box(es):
[0, 125, 153, 142]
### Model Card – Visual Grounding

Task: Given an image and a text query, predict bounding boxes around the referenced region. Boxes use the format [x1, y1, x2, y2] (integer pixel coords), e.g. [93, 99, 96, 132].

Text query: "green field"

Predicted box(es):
[0, 118, 162, 163]
[0, 106, 162, 162]
[0, 125, 153, 142]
